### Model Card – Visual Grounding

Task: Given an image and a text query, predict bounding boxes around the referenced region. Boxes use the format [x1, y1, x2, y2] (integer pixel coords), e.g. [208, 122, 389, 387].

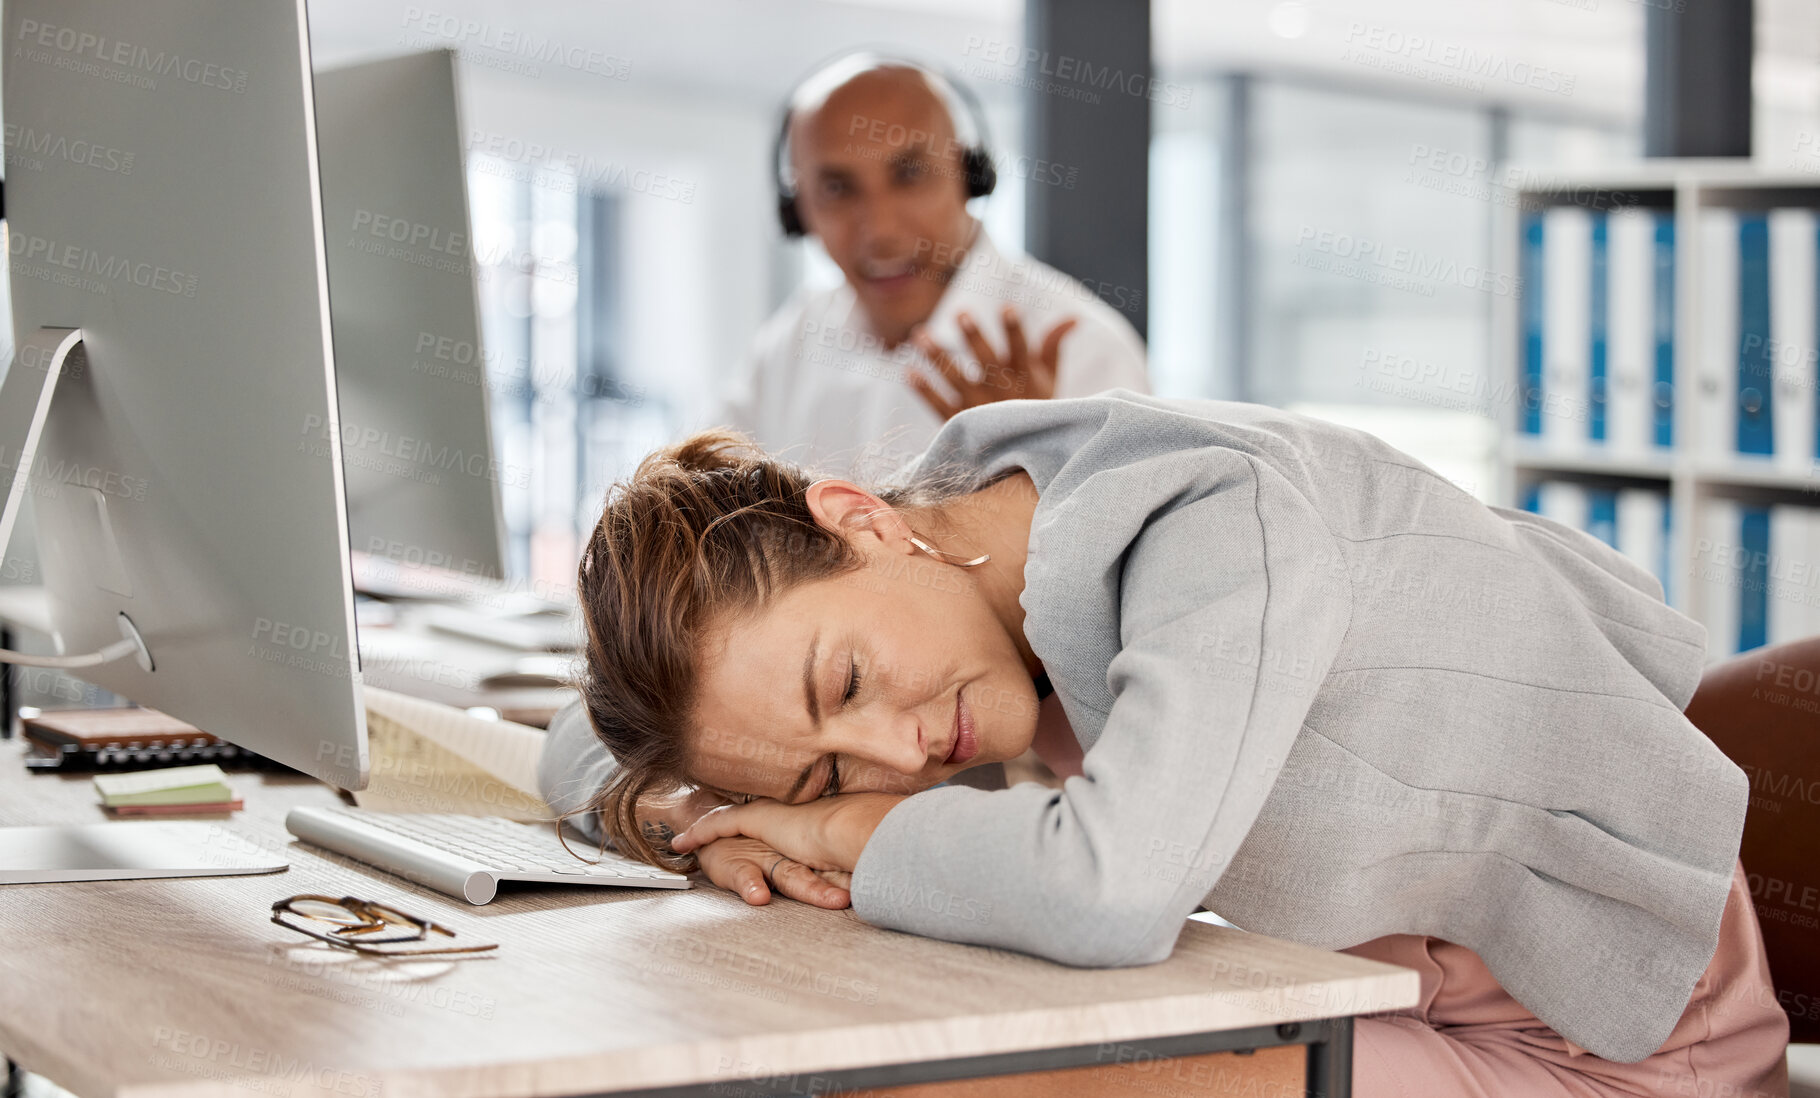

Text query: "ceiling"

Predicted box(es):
[306, 0, 1020, 112]
[303, 0, 1819, 132]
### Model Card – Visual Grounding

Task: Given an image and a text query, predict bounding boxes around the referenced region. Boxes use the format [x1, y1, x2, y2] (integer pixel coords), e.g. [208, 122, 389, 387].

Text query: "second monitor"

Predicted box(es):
[314, 49, 508, 583]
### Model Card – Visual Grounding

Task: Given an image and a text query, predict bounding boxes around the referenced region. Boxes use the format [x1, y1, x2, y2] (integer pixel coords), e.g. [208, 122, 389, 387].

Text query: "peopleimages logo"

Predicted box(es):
[1293, 224, 1521, 298]
[1340, 24, 1577, 97]
[351, 210, 466, 256]
[15, 18, 248, 93]
[961, 36, 1192, 108]
[3, 124, 134, 175]
[298, 413, 532, 490]
[466, 130, 697, 204]
[399, 8, 631, 81]
[8, 232, 199, 297]
[149, 1026, 381, 1097]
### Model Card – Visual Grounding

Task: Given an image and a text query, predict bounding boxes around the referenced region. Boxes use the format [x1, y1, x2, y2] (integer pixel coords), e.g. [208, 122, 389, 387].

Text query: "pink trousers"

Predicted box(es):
[1340, 861, 1789, 1097]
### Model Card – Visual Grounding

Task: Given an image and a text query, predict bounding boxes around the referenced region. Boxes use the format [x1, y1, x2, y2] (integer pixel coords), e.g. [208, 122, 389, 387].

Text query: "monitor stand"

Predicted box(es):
[0, 327, 84, 559]
[0, 328, 282, 883]
[0, 328, 153, 673]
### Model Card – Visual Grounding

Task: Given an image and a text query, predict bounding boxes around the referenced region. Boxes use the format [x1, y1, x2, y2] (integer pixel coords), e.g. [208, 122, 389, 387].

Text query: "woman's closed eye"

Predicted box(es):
[842, 657, 863, 707]
[820, 658, 862, 798]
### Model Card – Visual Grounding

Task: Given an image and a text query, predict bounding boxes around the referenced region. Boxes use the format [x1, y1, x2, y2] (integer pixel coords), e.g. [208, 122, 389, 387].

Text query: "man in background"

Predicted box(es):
[715, 54, 1150, 476]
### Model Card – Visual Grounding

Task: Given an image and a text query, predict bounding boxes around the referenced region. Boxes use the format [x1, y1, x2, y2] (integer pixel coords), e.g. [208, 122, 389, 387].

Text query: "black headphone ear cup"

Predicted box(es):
[778, 194, 806, 238]
[774, 104, 806, 238]
[963, 147, 996, 199]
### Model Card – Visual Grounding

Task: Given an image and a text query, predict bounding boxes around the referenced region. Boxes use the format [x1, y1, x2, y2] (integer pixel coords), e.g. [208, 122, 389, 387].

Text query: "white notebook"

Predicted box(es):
[356, 686, 549, 819]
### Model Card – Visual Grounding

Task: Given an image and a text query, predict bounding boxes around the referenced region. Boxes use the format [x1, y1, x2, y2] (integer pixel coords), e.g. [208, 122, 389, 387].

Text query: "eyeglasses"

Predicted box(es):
[271, 894, 498, 957]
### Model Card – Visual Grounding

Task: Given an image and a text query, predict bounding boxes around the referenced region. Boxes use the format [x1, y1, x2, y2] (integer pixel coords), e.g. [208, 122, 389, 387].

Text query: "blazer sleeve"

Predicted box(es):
[847, 449, 1352, 966]
[537, 698, 615, 847]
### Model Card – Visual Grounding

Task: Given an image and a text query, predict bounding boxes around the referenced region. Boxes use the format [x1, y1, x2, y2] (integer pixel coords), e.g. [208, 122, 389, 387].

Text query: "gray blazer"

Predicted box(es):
[541, 391, 1744, 1063]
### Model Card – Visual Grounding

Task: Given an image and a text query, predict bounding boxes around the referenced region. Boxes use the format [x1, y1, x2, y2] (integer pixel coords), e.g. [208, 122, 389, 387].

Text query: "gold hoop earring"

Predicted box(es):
[908, 534, 990, 568]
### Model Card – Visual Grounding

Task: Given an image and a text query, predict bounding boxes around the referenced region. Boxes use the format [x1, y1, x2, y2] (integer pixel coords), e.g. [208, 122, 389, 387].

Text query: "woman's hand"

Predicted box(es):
[671, 792, 908, 874]
[630, 786, 857, 908]
[635, 785, 734, 838]
[693, 836, 852, 908]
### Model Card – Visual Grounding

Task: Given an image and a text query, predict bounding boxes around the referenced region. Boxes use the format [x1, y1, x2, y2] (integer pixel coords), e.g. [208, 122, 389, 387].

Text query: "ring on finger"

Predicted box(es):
[766, 854, 787, 879]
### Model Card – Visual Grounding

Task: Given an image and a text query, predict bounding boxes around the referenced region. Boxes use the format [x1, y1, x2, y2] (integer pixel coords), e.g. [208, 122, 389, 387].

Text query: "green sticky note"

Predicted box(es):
[93, 764, 234, 807]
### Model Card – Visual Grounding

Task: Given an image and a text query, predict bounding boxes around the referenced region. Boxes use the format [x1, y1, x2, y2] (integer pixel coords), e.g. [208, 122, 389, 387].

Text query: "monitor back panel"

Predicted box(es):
[4, 0, 368, 788]
[314, 49, 506, 582]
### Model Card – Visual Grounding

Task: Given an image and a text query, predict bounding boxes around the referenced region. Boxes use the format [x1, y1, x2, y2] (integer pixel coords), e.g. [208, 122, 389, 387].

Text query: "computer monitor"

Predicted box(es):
[313, 50, 507, 583]
[0, 0, 368, 790]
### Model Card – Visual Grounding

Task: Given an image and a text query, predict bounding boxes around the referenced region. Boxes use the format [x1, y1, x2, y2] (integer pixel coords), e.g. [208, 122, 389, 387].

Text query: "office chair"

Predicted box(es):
[1684, 636, 1820, 1088]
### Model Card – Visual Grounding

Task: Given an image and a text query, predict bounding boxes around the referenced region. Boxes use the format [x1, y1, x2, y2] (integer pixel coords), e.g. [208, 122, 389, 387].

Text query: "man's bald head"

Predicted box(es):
[780, 58, 985, 347]
[787, 63, 966, 175]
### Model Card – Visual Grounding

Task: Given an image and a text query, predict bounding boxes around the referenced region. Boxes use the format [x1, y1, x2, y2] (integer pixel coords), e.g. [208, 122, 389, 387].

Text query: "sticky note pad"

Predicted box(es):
[93, 764, 234, 807]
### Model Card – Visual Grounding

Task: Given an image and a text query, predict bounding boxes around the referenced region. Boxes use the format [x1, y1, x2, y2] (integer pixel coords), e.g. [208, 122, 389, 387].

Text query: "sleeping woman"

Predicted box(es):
[536, 390, 1789, 1097]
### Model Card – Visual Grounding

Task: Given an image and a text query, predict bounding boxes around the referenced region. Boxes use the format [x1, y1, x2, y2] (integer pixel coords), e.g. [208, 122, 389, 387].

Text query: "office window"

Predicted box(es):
[1506, 116, 1640, 169]
[467, 157, 660, 596]
[1148, 0, 1648, 497]
[1757, 0, 1820, 169]
[1149, 78, 1229, 401]
[1252, 83, 1499, 494]
[1144, 70, 1638, 498]
[1252, 82, 1492, 411]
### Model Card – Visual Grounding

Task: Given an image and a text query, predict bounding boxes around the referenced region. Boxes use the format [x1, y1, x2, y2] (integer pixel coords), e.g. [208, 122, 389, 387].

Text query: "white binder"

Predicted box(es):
[1698, 498, 1742, 661]
[1605, 209, 1655, 457]
[1697, 210, 1740, 461]
[1615, 488, 1668, 594]
[1767, 504, 1812, 645]
[1769, 209, 1818, 473]
[1535, 480, 1590, 533]
[1542, 208, 1592, 453]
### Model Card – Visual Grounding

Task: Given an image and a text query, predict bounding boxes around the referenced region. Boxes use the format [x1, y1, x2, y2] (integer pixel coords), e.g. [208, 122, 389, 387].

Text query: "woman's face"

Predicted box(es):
[686, 543, 1039, 803]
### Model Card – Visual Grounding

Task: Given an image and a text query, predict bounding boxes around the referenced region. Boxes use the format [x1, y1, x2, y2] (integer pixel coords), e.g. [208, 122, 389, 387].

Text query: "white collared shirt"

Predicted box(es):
[713, 228, 1150, 477]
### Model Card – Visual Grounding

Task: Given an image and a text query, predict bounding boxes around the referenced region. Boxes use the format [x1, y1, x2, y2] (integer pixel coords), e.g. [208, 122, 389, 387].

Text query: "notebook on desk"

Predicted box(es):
[357, 686, 550, 819]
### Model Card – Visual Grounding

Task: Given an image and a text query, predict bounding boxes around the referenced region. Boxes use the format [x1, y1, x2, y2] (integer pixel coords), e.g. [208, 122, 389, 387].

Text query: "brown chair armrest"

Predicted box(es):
[1685, 639, 1820, 1043]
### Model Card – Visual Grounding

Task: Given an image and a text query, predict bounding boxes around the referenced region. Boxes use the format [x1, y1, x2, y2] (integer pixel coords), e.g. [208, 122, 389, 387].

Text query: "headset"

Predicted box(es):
[773, 51, 997, 238]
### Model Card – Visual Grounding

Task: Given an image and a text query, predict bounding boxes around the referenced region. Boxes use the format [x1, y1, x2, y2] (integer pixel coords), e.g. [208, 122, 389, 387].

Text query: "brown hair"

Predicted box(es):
[574, 428, 975, 871]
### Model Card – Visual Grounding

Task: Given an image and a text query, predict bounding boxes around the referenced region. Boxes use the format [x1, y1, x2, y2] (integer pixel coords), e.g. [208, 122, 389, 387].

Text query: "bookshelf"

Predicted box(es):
[1492, 159, 1820, 660]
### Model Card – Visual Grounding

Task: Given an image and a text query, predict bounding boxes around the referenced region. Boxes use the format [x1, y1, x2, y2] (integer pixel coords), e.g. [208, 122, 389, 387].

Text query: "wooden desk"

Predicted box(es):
[0, 743, 1417, 1098]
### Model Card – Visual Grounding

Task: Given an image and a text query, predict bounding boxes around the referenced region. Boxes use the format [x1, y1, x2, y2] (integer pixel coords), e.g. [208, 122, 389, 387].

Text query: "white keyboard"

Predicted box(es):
[284, 807, 690, 905]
